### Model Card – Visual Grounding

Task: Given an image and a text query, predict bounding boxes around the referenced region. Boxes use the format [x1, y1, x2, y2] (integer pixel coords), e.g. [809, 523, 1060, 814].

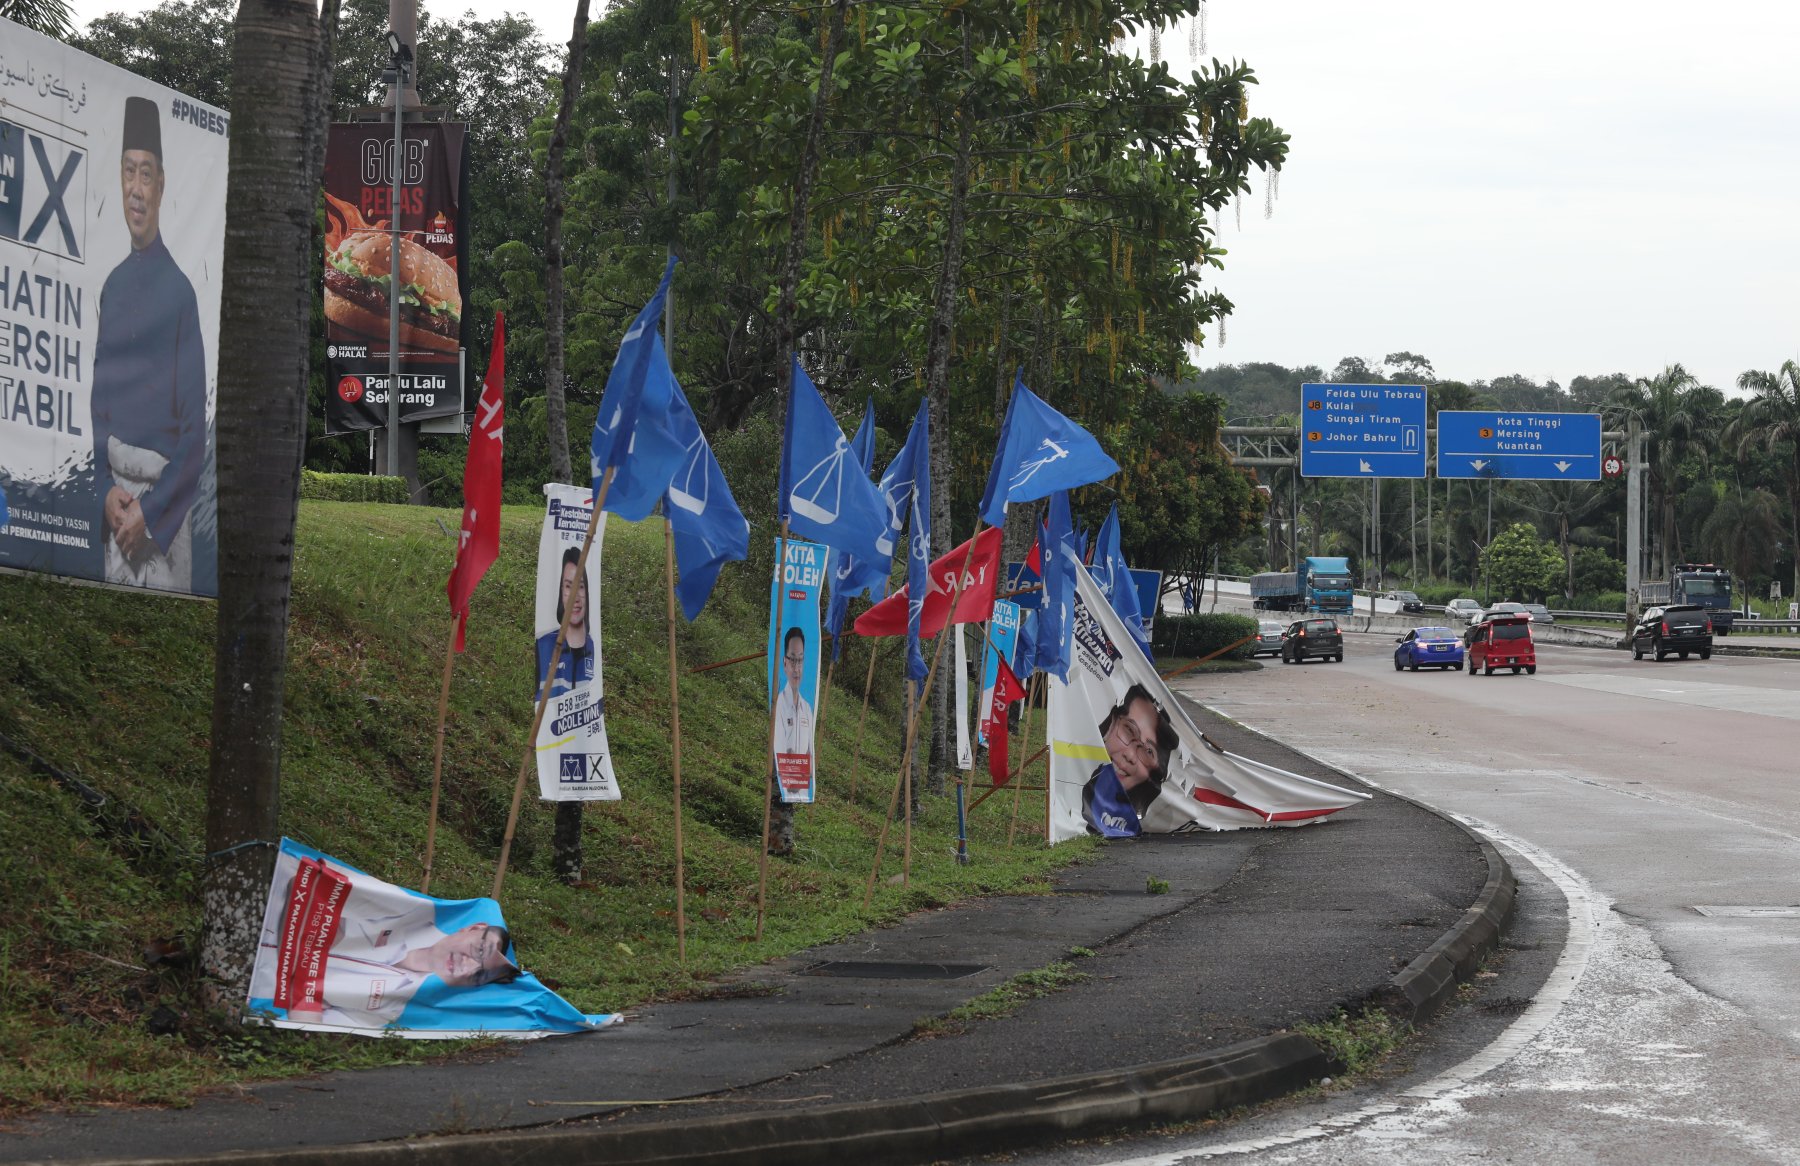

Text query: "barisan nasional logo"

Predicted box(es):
[0, 119, 87, 263]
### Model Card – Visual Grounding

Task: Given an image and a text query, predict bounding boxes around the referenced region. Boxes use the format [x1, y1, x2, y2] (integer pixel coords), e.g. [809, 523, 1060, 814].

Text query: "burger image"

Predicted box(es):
[324, 231, 462, 354]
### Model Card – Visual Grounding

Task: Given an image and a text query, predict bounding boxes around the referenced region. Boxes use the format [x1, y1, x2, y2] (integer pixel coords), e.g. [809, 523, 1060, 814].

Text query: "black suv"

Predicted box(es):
[1282, 617, 1343, 664]
[1631, 604, 1713, 662]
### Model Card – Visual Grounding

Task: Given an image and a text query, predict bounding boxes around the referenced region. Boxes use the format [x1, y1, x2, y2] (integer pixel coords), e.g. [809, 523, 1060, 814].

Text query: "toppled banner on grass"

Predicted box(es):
[248, 839, 617, 1038]
[1048, 558, 1369, 842]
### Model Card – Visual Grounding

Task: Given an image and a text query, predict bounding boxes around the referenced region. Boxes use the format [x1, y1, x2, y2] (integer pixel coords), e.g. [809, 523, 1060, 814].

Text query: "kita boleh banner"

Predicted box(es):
[1047, 556, 1368, 842]
[535, 483, 618, 801]
[0, 21, 226, 597]
[248, 838, 616, 1038]
[321, 121, 468, 434]
[769, 538, 825, 803]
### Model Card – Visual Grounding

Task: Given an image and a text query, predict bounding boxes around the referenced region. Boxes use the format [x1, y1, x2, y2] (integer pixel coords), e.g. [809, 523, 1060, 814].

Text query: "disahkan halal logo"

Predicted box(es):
[425, 211, 455, 246]
[337, 375, 365, 403]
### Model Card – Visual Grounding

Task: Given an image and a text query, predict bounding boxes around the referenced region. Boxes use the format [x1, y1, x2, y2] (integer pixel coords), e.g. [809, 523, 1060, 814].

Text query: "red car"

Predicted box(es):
[1466, 614, 1536, 675]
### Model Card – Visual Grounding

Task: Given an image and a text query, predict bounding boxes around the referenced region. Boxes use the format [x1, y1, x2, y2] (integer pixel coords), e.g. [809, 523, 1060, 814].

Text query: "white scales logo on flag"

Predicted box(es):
[791, 434, 853, 526]
[669, 432, 709, 516]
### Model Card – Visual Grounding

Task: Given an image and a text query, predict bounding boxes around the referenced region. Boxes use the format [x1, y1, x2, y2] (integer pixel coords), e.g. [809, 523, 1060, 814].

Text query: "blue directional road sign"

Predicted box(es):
[1299, 383, 1427, 479]
[1435, 411, 1602, 481]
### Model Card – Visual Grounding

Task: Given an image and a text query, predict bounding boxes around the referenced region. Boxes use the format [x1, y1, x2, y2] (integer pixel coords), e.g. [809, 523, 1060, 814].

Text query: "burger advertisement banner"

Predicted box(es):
[321, 121, 468, 434]
[0, 20, 227, 599]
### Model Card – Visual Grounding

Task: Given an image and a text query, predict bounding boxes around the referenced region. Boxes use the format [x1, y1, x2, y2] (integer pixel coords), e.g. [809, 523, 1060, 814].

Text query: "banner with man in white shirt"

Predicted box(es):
[768, 538, 825, 802]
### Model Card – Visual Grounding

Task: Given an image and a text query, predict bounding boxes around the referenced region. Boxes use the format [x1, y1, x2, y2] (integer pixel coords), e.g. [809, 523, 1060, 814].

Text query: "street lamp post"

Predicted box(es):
[382, 31, 412, 482]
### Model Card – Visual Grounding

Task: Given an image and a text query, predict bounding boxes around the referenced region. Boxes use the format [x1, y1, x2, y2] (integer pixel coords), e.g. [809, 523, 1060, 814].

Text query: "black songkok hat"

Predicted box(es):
[122, 96, 162, 160]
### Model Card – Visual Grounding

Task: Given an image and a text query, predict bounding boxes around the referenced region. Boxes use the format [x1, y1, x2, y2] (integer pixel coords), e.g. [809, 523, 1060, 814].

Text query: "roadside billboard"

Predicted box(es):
[0, 19, 227, 596]
[321, 121, 467, 434]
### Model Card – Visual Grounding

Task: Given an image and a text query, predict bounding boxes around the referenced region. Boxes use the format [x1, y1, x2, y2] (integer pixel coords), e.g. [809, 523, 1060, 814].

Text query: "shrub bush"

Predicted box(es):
[1151, 612, 1259, 660]
[299, 470, 409, 504]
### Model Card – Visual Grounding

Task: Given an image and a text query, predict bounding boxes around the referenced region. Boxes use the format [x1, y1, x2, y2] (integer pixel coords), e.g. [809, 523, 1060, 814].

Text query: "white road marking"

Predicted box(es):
[1090, 804, 1600, 1165]
[1533, 672, 1800, 720]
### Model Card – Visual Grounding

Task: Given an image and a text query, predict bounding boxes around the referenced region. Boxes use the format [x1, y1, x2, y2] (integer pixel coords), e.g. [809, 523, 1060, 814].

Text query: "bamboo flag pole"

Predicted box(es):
[846, 639, 880, 801]
[663, 518, 688, 963]
[756, 522, 792, 942]
[864, 502, 994, 896]
[420, 614, 461, 894]
[1007, 674, 1040, 844]
[494, 468, 614, 901]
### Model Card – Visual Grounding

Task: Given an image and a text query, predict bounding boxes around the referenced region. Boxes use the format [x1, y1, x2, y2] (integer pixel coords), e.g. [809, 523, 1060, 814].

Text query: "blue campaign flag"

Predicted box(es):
[0, 481, 9, 530]
[663, 374, 750, 621]
[1036, 491, 1079, 682]
[1013, 606, 1038, 678]
[977, 376, 1121, 528]
[825, 400, 881, 659]
[878, 401, 933, 683]
[779, 361, 893, 571]
[590, 258, 686, 521]
[1094, 504, 1151, 660]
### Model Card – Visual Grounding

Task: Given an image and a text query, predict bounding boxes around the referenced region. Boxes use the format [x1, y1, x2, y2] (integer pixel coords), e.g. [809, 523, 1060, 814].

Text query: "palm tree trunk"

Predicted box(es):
[541, 0, 591, 486]
[202, 0, 336, 1006]
[926, 21, 973, 792]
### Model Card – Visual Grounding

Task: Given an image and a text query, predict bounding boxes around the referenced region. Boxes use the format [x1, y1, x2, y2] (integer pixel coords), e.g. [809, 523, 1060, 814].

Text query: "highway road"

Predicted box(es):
[982, 636, 1800, 1165]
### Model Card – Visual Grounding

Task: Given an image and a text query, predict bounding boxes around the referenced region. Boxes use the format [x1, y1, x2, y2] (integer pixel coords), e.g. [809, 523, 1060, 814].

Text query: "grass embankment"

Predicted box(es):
[0, 500, 1092, 1115]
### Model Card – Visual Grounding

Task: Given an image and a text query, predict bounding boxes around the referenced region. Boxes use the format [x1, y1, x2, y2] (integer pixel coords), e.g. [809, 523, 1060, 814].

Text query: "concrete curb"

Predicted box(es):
[41, 728, 1517, 1166]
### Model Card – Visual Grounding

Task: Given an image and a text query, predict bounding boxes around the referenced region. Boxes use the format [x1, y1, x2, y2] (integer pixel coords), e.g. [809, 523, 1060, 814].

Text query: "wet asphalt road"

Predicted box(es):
[978, 635, 1800, 1165]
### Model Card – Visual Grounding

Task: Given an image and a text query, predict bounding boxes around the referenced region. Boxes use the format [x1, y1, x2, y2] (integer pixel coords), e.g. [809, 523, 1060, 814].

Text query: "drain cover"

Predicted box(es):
[802, 960, 987, 980]
[1691, 906, 1800, 918]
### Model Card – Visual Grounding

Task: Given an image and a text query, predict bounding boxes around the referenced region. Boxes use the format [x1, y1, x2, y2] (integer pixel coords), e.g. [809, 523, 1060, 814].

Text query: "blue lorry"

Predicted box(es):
[1250, 556, 1356, 614]
[1639, 563, 1735, 634]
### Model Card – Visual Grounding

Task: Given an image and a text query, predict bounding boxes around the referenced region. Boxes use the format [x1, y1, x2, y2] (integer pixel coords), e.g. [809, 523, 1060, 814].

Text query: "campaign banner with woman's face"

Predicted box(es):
[534, 483, 618, 801]
[0, 20, 226, 597]
[977, 600, 1022, 746]
[247, 838, 617, 1038]
[1047, 555, 1368, 843]
[768, 538, 824, 803]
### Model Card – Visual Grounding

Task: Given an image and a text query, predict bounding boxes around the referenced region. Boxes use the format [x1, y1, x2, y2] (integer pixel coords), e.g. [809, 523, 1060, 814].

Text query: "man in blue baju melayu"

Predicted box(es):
[91, 96, 207, 592]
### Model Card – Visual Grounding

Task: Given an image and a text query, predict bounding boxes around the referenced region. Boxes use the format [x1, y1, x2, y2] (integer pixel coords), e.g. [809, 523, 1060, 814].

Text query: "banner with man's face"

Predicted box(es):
[977, 600, 1022, 746]
[0, 20, 226, 597]
[768, 538, 824, 803]
[247, 838, 616, 1038]
[534, 483, 618, 801]
[1047, 555, 1368, 843]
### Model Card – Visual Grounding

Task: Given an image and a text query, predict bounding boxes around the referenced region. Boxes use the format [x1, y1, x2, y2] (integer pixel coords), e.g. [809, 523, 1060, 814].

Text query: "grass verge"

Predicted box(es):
[1295, 1006, 1410, 1077]
[0, 500, 1096, 1116]
[914, 957, 1092, 1038]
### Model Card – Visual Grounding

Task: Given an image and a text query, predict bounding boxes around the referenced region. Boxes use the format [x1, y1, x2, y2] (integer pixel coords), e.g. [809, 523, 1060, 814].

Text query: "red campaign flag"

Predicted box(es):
[983, 653, 1027, 784]
[445, 312, 506, 651]
[853, 527, 1004, 639]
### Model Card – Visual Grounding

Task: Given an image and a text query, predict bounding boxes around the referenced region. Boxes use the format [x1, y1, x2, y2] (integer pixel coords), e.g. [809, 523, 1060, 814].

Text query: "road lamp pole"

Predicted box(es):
[384, 32, 408, 478]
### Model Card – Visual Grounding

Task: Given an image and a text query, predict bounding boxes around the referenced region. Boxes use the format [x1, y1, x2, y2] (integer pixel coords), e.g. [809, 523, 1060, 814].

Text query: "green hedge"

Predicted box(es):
[1151, 612, 1259, 661]
[299, 470, 409, 504]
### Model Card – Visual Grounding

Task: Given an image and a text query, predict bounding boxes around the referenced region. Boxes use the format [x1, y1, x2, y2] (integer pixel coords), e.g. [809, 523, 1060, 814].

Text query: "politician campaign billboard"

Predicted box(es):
[321, 121, 467, 434]
[0, 20, 226, 597]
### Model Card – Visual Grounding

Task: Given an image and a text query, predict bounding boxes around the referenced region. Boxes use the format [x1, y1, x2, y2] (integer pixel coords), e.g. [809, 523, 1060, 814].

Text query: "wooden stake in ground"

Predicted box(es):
[419, 614, 460, 894]
[493, 469, 613, 901]
[1007, 673, 1040, 845]
[846, 639, 880, 801]
[663, 519, 688, 963]
[756, 524, 792, 941]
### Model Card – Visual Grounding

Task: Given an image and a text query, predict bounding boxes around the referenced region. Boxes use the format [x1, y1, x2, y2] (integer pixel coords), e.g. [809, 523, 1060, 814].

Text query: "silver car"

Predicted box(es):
[1444, 598, 1483, 623]
[1253, 619, 1286, 657]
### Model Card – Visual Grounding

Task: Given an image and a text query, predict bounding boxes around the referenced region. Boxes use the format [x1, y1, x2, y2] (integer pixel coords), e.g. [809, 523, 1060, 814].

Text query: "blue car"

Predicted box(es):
[1394, 626, 1465, 671]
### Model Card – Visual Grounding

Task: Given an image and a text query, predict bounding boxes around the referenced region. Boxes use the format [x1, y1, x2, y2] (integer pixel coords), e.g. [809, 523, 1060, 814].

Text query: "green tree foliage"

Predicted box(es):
[1734, 360, 1800, 601]
[1481, 522, 1562, 602]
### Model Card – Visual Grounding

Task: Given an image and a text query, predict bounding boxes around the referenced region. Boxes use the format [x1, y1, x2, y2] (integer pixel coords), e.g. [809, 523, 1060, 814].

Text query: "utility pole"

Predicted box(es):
[1626, 418, 1644, 622]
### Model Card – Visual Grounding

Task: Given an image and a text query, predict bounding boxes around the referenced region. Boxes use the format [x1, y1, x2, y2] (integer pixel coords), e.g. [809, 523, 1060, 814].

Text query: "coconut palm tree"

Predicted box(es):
[202, 0, 338, 1005]
[2, 0, 73, 37]
[1605, 365, 1713, 578]
[1733, 360, 1800, 602]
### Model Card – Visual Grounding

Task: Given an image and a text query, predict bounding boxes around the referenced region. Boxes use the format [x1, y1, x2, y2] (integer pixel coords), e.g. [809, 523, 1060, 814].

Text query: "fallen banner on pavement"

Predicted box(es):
[1047, 557, 1368, 842]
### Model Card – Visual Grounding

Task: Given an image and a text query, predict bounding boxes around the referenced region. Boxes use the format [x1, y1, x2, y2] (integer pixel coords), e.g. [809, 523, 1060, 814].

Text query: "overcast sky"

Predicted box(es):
[68, 0, 1799, 395]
